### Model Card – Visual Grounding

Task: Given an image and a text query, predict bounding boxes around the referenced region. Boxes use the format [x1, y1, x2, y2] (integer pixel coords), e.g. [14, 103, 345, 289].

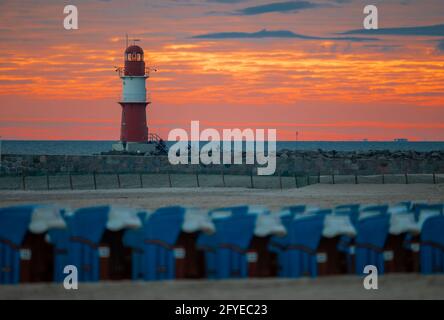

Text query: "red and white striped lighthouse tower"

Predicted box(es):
[120, 44, 148, 142]
[113, 41, 158, 153]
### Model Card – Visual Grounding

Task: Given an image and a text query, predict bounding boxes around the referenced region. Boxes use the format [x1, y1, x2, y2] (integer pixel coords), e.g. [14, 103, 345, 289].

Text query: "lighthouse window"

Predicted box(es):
[127, 53, 131, 61]
[136, 53, 141, 61]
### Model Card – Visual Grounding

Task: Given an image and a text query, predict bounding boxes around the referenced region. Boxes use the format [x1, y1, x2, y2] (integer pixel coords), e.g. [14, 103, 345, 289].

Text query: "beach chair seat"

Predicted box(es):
[420, 216, 444, 274]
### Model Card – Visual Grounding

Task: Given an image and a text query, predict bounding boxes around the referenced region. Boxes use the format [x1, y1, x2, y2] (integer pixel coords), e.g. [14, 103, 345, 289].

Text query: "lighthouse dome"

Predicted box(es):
[125, 45, 144, 55]
[125, 45, 144, 63]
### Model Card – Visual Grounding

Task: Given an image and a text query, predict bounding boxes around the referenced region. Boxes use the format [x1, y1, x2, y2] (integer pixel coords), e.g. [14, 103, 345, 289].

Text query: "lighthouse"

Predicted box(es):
[112, 42, 159, 154]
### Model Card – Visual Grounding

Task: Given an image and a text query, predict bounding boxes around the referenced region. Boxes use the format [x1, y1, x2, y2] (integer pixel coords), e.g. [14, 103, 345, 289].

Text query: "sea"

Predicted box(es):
[1, 140, 444, 156]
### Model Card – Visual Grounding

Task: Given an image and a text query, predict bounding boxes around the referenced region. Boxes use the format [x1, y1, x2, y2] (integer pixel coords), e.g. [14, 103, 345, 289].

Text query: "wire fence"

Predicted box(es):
[0, 171, 442, 191]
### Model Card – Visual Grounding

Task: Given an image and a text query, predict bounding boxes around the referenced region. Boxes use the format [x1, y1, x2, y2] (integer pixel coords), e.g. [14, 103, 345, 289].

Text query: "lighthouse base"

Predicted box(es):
[112, 141, 157, 154]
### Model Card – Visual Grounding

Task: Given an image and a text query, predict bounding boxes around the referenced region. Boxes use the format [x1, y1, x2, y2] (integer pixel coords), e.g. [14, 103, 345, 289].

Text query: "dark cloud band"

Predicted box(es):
[192, 29, 378, 42]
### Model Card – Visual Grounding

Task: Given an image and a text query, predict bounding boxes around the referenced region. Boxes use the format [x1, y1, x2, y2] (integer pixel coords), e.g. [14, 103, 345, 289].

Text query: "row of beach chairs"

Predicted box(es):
[0, 202, 443, 284]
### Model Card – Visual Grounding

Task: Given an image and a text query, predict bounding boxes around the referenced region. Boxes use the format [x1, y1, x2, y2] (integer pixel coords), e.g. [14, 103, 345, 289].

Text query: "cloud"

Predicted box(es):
[341, 24, 444, 37]
[437, 40, 444, 51]
[207, 0, 247, 3]
[234, 1, 322, 15]
[192, 29, 378, 42]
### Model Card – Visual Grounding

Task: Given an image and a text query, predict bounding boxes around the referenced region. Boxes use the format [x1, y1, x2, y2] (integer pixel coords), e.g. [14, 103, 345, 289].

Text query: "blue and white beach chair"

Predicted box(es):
[420, 216, 444, 274]
[285, 214, 325, 278]
[0, 205, 66, 284]
[354, 214, 390, 275]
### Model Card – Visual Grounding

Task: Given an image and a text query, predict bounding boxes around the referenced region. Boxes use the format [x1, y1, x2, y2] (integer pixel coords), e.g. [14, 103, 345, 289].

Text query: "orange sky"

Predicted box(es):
[0, 0, 444, 141]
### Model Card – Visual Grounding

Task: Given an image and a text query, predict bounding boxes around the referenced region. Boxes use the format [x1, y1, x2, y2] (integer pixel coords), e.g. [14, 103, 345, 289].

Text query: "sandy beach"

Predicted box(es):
[1, 274, 443, 300]
[1, 184, 443, 210]
[1, 184, 443, 300]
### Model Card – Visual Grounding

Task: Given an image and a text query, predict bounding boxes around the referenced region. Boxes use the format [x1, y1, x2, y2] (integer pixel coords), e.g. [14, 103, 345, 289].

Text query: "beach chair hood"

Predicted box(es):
[389, 212, 419, 235]
[106, 206, 142, 231]
[29, 205, 66, 234]
[254, 213, 286, 237]
[0, 206, 34, 246]
[182, 207, 215, 234]
[323, 214, 356, 238]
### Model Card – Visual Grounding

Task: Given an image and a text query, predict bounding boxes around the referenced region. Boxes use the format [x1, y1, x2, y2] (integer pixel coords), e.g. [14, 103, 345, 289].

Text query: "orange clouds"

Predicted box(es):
[0, 0, 443, 140]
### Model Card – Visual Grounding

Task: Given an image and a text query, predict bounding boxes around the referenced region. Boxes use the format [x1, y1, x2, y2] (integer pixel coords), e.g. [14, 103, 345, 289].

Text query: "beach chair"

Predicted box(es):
[201, 205, 284, 279]
[140, 206, 184, 281]
[317, 213, 356, 276]
[270, 206, 326, 277]
[67, 206, 109, 282]
[140, 206, 213, 281]
[285, 214, 325, 278]
[0, 205, 67, 284]
[66, 205, 142, 282]
[215, 214, 257, 279]
[0, 206, 34, 284]
[198, 208, 257, 280]
[354, 215, 390, 275]
[420, 216, 444, 274]
[384, 205, 420, 273]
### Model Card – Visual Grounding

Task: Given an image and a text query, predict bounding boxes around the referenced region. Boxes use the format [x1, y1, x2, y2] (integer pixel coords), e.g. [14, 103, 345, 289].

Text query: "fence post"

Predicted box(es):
[405, 173, 409, 185]
[318, 172, 321, 184]
[221, 168, 226, 187]
[433, 172, 436, 184]
[279, 172, 283, 190]
[306, 175, 310, 186]
[355, 173, 358, 185]
[46, 174, 50, 191]
[117, 173, 121, 188]
[295, 174, 299, 189]
[332, 173, 335, 185]
[250, 169, 254, 189]
[382, 174, 385, 184]
[139, 173, 144, 188]
[168, 171, 172, 188]
[93, 171, 97, 190]
[22, 173, 26, 190]
[69, 173, 73, 190]
[196, 171, 200, 188]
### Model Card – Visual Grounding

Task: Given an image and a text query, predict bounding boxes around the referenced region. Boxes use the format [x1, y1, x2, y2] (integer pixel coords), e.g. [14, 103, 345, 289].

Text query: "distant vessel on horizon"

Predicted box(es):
[394, 138, 409, 142]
